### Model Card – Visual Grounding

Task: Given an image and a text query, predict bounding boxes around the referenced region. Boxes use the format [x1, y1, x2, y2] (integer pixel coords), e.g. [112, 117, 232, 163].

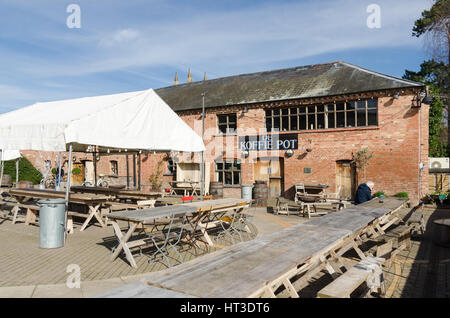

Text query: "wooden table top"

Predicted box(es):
[108, 198, 251, 222]
[295, 183, 329, 189]
[107, 205, 198, 222]
[70, 186, 163, 197]
[9, 188, 110, 203]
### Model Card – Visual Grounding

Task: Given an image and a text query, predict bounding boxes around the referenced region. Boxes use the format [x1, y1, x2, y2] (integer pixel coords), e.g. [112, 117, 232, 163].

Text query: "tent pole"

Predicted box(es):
[93, 148, 97, 187]
[16, 158, 19, 185]
[0, 149, 3, 188]
[57, 152, 62, 191]
[200, 93, 206, 197]
[133, 154, 136, 189]
[138, 152, 141, 191]
[126, 154, 129, 189]
[64, 143, 73, 245]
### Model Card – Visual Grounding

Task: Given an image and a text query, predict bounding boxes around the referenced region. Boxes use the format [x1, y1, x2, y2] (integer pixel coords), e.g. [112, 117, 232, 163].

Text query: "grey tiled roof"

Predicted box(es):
[155, 61, 423, 112]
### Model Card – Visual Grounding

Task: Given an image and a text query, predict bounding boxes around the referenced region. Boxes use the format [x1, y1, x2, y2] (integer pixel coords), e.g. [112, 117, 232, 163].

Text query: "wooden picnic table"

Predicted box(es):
[294, 183, 329, 202]
[70, 186, 164, 202]
[133, 197, 408, 298]
[168, 181, 200, 196]
[9, 188, 111, 233]
[108, 198, 251, 268]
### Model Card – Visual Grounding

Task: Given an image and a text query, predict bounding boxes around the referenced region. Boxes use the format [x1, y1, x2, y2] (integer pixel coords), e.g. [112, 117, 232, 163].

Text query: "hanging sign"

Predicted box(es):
[239, 134, 298, 151]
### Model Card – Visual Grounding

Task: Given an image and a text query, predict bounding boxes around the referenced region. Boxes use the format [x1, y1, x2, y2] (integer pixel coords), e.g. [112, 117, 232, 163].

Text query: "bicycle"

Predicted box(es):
[40, 174, 56, 189]
[82, 174, 109, 187]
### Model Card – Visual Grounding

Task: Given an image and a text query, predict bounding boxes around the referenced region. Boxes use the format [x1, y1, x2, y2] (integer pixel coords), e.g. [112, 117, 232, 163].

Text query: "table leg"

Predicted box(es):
[110, 221, 139, 268]
[25, 208, 37, 225]
[67, 215, 74, 234]
[80, 204, 104, 231]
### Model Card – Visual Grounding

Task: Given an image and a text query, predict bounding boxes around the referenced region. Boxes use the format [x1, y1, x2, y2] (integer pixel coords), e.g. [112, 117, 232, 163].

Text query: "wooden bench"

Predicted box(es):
[406, 208, 425, 236]
[371, 224, 412, 251]
[317, 256, 385, 298]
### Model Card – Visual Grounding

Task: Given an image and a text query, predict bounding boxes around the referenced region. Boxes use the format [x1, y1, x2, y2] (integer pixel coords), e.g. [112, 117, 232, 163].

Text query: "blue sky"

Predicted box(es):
[0, 0, 433, 113]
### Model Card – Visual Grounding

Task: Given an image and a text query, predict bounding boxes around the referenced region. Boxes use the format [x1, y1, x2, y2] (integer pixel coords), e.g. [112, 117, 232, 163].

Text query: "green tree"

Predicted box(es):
[3, 157, 43, 184]
[404, 62, 447, 156]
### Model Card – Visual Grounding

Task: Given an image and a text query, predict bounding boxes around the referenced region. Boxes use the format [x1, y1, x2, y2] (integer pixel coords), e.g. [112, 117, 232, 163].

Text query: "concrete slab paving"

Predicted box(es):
[0, 285, 36, 298]
[32, 283, 83, 298]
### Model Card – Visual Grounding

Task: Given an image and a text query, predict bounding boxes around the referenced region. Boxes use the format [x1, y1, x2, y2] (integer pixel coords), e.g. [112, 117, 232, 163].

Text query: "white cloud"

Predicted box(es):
[98, 28, 141, 47]
[16, 0, 427, 78]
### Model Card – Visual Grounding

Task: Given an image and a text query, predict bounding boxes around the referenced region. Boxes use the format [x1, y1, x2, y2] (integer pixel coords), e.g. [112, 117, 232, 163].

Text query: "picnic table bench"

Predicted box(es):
[317, 256, 385, 298]
[71, 186, 164, 203]
[8, 188, 111, 233]
[168, 181, 200, 197]
[275, 197, 350, 217]
[406, 208, 425, 236]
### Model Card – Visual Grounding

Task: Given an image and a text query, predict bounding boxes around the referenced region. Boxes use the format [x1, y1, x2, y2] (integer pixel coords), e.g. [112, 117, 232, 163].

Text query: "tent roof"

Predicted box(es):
[1, 150, 21, 161]
[0, 89, 205, 152]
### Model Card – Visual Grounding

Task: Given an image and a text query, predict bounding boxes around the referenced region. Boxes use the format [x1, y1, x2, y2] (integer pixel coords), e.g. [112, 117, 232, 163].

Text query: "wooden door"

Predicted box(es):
[336, 161, 356, 200]
[84, 161, 94, 185]
[253, 157, 283, 197]
[71, 163, 85, 186]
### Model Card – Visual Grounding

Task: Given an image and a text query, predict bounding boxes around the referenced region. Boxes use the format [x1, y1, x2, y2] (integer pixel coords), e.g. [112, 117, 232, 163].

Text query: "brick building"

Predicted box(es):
[23, 61, 429, 204]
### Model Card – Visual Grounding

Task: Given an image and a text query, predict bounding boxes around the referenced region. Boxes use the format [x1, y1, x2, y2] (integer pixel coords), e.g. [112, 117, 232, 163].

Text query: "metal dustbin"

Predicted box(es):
[241, 184, 253, 200]
[38, 199, 66, 249]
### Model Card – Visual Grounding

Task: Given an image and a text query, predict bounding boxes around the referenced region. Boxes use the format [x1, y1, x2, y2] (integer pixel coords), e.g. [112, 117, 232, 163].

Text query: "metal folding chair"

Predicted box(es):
[147, 212, 188, 268]
[217, 211, 243, 244]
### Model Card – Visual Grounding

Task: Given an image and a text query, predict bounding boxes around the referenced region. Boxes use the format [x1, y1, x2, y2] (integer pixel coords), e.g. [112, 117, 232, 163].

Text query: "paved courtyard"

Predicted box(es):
[0, 198, 449, 298]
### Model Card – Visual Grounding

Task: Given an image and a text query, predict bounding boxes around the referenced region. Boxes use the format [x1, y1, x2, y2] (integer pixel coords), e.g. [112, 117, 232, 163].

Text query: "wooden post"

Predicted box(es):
[133, 154, 136, 189]
[15, 158, 19, 185]
[138, 152, 141, 191]
[126, 154, 129, 189]
[93, 148, 97, 187]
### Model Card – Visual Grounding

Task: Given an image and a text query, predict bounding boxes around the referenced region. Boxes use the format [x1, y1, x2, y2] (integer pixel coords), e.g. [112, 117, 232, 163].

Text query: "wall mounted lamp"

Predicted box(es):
[285, 149, 294, 158]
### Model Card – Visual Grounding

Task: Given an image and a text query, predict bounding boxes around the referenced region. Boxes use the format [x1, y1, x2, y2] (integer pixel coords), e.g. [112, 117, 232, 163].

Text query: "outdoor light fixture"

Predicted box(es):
[107, 149, 110, 154]
[72, 156, 76, 162]
[392, 92, 399, 99]
[285, 149, 294, 158]
[422, 95, 433, 104]
[243, 107, 249, 113]
[242, 150, 249, 158]
[411, 90, 432, 108]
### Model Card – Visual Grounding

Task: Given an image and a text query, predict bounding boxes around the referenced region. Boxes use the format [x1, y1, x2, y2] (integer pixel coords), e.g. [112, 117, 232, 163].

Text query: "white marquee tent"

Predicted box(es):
[0, 88, 205, 243]
[0, 88, 204, 153]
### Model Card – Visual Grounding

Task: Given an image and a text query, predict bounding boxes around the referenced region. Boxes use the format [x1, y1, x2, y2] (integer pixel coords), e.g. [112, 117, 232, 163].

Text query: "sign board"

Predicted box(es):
[239, 134, 298, 151]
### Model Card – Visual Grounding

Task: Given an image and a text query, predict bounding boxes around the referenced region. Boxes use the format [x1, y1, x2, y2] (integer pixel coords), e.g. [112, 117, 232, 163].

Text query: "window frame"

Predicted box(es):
[217, 113, 237, 134]
[215, 160, 241, 186]
[264, 98, 378, 132]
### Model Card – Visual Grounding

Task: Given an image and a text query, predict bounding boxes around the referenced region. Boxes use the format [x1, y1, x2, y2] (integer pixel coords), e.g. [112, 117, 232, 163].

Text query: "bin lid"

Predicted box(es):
[38, 198, 67, 205]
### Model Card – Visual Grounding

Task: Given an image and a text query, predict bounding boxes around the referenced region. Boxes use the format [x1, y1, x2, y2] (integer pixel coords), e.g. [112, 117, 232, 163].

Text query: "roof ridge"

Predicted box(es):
[339, 61, 423, 87]
[156, 61, 340, 90]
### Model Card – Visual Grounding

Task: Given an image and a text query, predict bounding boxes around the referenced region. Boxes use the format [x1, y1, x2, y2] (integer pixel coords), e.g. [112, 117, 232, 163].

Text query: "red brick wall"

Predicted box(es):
[21, 92, 428, 204]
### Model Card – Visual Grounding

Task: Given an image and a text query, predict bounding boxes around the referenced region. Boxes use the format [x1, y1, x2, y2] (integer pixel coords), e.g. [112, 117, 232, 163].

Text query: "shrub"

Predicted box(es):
[72, 167, 81, 175]
[3, 157, 43, 185]
[394, 192, 409, 198]
[51, 168, 57, 175]
[373, 191, 386, 197]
